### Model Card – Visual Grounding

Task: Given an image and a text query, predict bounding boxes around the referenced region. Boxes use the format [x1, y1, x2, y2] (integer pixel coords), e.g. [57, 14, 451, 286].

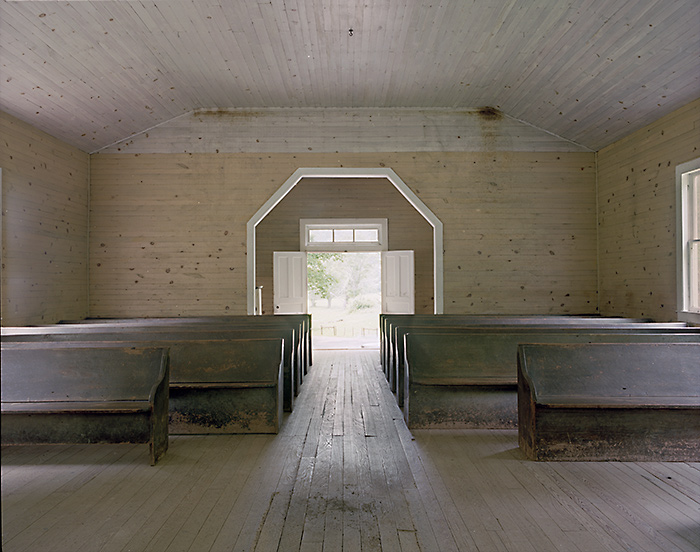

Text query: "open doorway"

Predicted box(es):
[308, 252, 381, 350]
[247, 168, 444, 316]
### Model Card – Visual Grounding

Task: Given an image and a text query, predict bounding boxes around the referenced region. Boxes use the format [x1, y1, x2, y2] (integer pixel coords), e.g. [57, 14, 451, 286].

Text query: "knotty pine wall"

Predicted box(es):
[89, 151, 597, 317]
[7, 99, 699, 323]
[0, 111, 89, 326]
[256, 177, 434, 315]
[597, 98, 700, 321]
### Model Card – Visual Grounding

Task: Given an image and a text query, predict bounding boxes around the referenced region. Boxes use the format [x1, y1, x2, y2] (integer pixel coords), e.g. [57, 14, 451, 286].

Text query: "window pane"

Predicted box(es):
[355, 228, 379, 242]
[688, 174, 699, 311]
[334, 229, 354, 242]
[692, 175, 699, 240]
[309, 229, 333, 243]
[302, 219, 387, 252]
[678, 164, 700, 321]
[690, 241, 699, 312]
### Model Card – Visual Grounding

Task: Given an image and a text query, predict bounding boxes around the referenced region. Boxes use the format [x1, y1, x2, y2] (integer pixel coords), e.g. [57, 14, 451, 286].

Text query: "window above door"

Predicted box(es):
[300, 219, 388, 252]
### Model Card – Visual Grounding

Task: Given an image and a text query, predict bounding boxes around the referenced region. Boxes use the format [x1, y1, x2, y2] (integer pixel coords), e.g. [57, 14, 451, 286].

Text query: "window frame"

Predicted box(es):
[676, 158, 700, 324]
[300, 218, 388, 252]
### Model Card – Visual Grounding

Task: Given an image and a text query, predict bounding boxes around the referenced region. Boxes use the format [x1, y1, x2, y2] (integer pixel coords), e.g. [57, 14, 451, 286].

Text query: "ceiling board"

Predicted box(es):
[1, 0, 698, 153]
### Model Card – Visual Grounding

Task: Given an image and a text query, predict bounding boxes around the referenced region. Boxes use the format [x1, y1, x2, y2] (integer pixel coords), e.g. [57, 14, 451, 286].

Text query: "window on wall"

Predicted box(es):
[677, 158, 700, 323]
[301, 219, 388, 252]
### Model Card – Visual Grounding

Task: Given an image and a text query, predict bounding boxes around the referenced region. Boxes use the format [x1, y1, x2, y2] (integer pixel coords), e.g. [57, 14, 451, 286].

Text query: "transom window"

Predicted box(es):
[301, 219, 387, 251]
[677, 158, 700, 323]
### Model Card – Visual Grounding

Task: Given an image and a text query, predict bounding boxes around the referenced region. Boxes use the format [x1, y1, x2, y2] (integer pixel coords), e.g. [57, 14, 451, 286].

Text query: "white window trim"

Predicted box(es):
[300, 218, 388, 252]
[676, 158, 700, 324]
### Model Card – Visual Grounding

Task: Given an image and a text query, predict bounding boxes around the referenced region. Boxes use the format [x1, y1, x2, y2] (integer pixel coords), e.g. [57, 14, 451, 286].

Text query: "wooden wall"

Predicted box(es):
[597, 99, 700, 321]
[5, 100, 699, 322]
[256, 177, 434, 314]
[420, 151, 597, 313]
[89, 151, 597, 317]
[0, 111, 89, 326]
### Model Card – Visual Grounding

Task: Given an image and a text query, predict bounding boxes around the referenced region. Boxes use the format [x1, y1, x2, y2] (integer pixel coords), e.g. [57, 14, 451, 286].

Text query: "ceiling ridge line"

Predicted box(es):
[192, 106, 490, 114]
[89, 111, 194, 155]
[500, 112, 594, 152]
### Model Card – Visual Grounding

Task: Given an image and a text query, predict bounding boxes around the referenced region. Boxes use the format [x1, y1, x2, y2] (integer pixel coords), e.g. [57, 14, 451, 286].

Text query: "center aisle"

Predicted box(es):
[235, 349, 448, 552]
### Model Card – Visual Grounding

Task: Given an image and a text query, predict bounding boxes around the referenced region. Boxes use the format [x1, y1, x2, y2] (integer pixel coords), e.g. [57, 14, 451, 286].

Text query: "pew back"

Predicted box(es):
[519, 343, 700, 406]
[2, 346, 167, 403]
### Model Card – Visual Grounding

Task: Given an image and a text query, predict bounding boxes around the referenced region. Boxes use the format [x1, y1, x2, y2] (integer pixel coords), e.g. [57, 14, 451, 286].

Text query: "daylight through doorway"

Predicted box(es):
[308, 252, 381, 350]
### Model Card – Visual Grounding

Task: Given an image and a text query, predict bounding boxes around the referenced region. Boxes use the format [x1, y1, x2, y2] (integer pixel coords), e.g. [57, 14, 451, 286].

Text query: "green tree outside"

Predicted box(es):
[307, 252, 342, 306]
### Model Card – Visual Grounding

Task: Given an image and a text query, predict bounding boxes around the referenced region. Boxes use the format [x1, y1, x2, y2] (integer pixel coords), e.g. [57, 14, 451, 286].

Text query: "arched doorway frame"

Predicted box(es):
[246, 167, 444, 314]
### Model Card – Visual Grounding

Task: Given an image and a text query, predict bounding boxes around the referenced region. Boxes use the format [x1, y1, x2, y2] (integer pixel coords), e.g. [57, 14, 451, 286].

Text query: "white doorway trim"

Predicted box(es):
[246, 167, 444, 314]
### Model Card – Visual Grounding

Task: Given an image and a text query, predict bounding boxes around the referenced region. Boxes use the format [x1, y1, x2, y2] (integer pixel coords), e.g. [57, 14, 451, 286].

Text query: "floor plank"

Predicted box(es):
[2, 349, 699, 552]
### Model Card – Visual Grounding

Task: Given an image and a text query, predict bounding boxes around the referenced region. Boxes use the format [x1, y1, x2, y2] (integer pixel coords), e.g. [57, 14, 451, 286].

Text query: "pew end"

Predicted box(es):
[1, 345, 171, 465]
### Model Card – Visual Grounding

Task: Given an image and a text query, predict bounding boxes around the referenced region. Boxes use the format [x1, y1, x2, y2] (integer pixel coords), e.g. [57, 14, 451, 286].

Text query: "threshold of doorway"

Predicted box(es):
[313, 335, 380, 350]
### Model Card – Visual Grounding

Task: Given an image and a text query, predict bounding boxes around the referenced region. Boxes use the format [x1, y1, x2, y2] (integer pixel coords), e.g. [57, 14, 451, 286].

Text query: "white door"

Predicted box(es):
[273, 252, 308, 314]
[382, 250, 415, 314]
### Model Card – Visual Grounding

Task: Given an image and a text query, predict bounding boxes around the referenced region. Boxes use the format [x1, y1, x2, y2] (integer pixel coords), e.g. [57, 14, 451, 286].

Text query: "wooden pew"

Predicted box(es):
[166, 338, 285, 434]
[390, 320, 689, 403]
[59, 315, 313, 375]
[380, 314, 653, 371]
[1, 345, 170, 465]
[2, 337, 286, 434]
[517, 342, 700, 461]
[59, 314, 311, 382]
[403, 330, 700, 429]
[3, 325, 299, 412]
[381, 314, 663, 384]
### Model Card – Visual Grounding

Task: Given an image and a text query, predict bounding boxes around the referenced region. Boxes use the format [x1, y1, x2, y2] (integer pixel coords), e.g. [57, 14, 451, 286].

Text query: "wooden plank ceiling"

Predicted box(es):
[1, 0, 698, 153]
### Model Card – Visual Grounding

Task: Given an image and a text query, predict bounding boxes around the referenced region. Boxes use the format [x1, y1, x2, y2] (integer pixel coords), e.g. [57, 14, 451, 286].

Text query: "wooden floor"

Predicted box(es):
[2, 350, 699, 552]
